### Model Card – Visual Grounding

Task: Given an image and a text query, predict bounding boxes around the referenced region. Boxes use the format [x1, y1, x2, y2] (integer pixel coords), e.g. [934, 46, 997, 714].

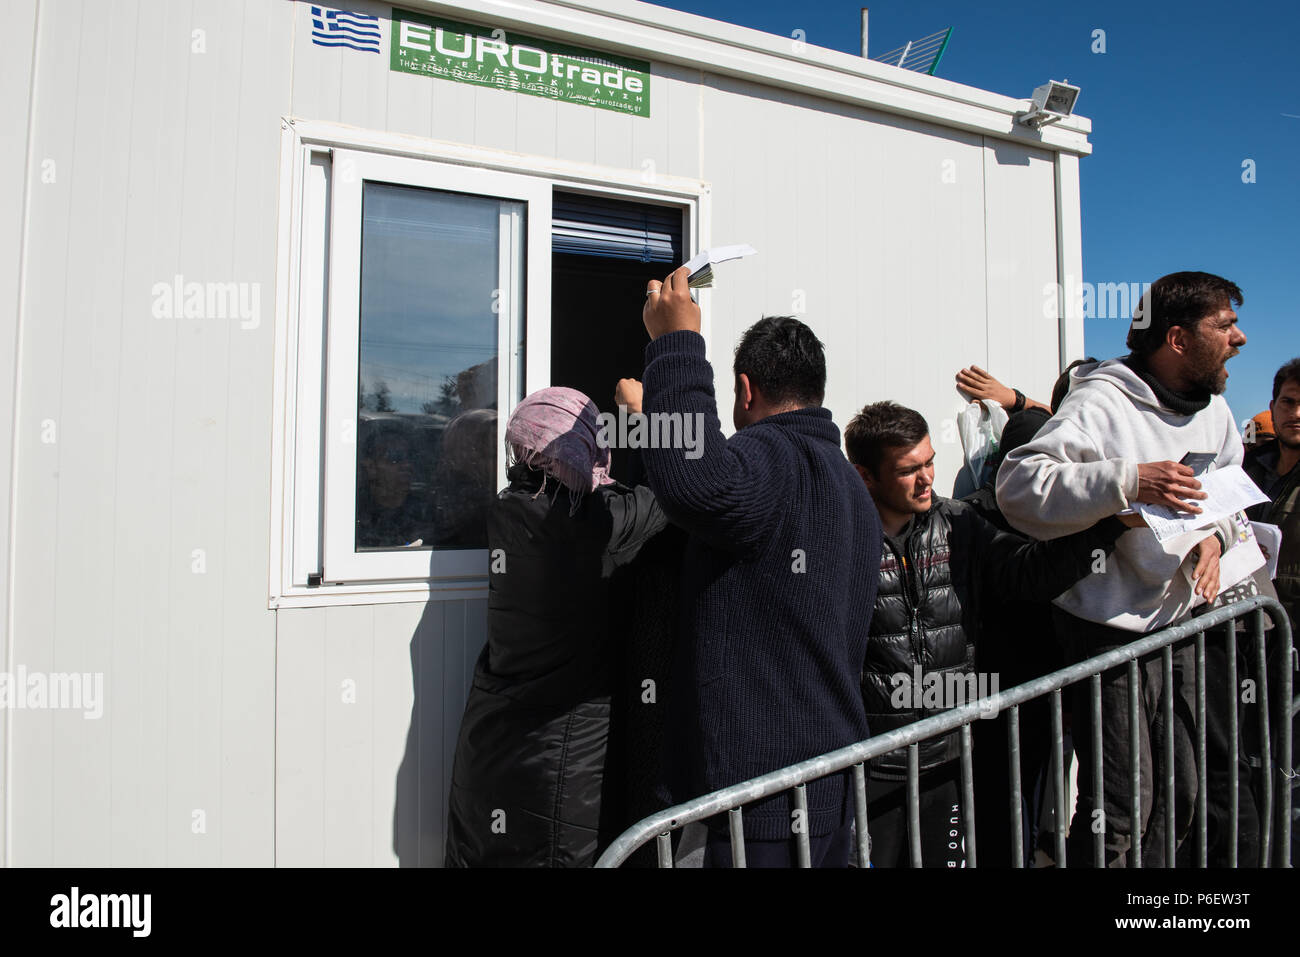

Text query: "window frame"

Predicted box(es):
[269, 119, 708, 608]
[323, 149, 549, 584]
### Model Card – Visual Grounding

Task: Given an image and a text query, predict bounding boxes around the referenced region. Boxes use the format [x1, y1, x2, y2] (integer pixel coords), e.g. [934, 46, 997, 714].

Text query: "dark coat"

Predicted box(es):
[444, 464, 667, 868]
[863, 496, 1125, 777]
[640, 330, 882, 840]
[1244, 439, 1300, 629]
[604, 520, 688, 866]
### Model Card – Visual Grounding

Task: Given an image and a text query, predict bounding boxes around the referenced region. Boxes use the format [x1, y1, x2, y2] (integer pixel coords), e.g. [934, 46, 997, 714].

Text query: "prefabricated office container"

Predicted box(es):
[0, 0, 1092, 865]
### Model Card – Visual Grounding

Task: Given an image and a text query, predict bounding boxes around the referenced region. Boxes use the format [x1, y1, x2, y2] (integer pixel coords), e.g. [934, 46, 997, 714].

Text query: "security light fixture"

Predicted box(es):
[1017, 80, 1080, 129]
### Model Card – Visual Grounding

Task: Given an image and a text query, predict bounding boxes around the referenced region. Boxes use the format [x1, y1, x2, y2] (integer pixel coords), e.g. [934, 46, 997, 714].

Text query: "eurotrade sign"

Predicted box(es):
[392, 9, 651, 118]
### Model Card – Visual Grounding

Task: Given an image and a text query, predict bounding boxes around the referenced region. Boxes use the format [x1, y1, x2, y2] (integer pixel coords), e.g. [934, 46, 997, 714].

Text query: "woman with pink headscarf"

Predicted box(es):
[444, 387, 668, 867]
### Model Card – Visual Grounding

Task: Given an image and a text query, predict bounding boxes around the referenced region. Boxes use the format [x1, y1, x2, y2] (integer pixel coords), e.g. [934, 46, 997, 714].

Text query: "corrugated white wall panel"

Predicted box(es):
[275, 599, 486, 867]
[0, 0, 40, 868]
[699, 77, 996, 491]
[9, 0, 291, 866]
[221, 0, 291, 866]
[982, 140, 1061, 415]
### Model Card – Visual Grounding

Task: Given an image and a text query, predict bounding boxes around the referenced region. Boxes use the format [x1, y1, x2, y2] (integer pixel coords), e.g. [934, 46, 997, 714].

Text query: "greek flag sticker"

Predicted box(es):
[310, 6, 381, 53]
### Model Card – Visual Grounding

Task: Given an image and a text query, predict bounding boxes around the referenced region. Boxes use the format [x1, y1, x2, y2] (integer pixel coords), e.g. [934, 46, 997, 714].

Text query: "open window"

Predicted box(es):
[273, 126, 701, 604]
[548, 191, 685, 481]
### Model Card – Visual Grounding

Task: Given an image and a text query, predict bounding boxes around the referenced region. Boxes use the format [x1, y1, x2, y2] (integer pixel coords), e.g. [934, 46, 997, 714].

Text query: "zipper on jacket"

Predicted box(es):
[887, 535, 924, 693]
[904, 532, 924, 684]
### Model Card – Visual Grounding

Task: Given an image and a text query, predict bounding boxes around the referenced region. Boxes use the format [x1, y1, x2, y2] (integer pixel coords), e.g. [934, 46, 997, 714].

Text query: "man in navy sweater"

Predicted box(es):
[628, 265, 882, 867]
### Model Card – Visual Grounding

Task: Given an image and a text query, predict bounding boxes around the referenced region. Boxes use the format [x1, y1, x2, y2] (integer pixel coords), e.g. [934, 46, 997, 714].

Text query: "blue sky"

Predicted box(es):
[649, 0, 1299, 423]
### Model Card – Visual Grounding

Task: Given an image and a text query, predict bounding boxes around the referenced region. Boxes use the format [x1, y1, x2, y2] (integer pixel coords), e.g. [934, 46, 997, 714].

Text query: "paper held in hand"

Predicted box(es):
[1135, 465, 1269, 543]
[1182, 511, 1267, 608]
[1252, 521, 1282, 580]
[682, 244, 758, 288]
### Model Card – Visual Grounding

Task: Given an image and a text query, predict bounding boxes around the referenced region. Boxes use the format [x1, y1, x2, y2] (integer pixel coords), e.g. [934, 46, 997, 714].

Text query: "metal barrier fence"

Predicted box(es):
[595, 595, 1296, 868]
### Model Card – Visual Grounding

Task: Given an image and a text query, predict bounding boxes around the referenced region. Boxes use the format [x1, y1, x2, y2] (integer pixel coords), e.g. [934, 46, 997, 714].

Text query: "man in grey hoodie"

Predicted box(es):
[996, 271, 1246, 867]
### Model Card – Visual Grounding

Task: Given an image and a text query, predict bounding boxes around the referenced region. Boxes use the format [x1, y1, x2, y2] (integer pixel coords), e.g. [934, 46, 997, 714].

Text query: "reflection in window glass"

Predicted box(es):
[356, 182, 521, 552]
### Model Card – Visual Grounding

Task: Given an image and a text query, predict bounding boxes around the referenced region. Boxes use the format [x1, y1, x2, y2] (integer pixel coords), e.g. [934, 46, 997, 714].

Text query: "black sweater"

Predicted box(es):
[641, 330, 883, 839]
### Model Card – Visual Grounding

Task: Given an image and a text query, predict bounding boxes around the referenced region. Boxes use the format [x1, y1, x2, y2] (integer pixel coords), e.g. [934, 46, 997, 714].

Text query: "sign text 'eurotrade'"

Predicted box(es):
[392, 9, 650, 118]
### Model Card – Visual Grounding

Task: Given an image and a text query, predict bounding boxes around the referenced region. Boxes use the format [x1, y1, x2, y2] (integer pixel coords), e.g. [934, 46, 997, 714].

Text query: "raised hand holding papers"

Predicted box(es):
[682, 244, 758, 288]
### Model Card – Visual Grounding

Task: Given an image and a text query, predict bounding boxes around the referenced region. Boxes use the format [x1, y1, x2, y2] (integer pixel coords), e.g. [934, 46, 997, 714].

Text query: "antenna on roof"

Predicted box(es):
[871, 27, 953, 76]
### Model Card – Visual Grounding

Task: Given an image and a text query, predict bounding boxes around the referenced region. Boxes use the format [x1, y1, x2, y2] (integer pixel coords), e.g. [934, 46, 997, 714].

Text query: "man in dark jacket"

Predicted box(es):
[962, 407, 1061, 866]
[1244, 357, 1300, 865]
[844, 401, 1127, 867]
[636, 265, 882, 868]
[1245, 358, 1300, 628]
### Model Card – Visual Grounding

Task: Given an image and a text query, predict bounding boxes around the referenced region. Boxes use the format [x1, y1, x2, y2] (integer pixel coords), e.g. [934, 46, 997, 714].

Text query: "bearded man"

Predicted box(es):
[996, 271, 1247, 867]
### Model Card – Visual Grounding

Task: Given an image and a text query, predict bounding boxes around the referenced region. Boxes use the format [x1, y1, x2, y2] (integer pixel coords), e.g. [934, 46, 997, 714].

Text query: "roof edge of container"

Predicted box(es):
[406, 0, 1093, 156]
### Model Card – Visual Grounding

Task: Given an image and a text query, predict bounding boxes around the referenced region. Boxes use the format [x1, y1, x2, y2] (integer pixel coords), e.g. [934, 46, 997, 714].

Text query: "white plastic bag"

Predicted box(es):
[957, 399, 1009, 491]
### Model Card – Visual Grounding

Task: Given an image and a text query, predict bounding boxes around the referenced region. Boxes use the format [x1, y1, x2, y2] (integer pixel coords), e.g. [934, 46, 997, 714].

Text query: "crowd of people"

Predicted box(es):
[443, 268, 1298, 868]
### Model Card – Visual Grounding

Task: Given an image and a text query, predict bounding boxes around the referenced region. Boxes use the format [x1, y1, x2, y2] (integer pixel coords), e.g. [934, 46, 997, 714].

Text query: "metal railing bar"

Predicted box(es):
[852, 763, 869, 868]
[1253, 610, 1272, 866]
[1227, 626, 1239, 868]
[728, 807, 746, 868]
[594, 597, 1292, 867]
[1127, 658, 1142, 869]
[907, 746, 922, 868]
[794, 783, 812, 868]
[960, 723, 976, 868]
[1092, 673, 1104, 868]
[1051, 689, 1066, 868]
[1162, 644, 1175, 868]
[1195, 631, 1208, 867]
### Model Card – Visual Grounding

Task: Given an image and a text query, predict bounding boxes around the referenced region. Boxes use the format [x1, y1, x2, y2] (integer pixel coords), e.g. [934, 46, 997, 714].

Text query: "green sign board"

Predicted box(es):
[391, 9, 651, 118]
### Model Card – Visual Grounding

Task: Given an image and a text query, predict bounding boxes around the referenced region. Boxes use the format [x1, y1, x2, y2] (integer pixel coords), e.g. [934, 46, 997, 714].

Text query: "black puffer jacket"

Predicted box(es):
[864, 496, 1125, 777]
[444, 464, 668, 867]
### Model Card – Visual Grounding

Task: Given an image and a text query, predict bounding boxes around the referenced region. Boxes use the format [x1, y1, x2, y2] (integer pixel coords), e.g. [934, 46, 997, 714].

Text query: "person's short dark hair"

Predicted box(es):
[733, 315, 826, 407]
[1272, 357, 1300, 402]
[1051, 357, 1097, 414]
[844, 401, 930, 478]
[1126, 271, 1243, 360]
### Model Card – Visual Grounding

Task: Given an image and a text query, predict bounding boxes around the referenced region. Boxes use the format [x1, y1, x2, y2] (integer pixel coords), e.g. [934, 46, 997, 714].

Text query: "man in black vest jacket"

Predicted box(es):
[844, 401, 1127, 867]
[635, 265, 882, 867]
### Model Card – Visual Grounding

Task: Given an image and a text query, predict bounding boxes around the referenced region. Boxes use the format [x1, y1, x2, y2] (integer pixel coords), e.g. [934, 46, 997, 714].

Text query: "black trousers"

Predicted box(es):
[1199, 622, 1262, 867]
[866, 761, 964, 868]
[1057, 608, 1199, 868]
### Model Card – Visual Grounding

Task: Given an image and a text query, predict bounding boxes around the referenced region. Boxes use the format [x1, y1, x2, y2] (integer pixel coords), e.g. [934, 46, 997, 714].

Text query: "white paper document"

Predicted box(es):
[1182, 511, 1267, 608]
[1135, 465, 1269, 543]
[682, 244, 758, 288]
[1251, 521, 1282, 580]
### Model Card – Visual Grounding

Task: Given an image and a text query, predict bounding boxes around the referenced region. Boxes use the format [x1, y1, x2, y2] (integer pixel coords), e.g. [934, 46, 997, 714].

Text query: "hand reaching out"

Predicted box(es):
[955, 365, 1016, 408]
[614, 378, 643, 414]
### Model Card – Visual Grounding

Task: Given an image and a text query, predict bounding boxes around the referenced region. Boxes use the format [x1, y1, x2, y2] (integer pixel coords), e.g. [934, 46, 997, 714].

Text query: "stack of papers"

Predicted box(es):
[1135, 465, 1269, 543]
[1181, 511, 1266, 607]
[682, 244, 758, 288]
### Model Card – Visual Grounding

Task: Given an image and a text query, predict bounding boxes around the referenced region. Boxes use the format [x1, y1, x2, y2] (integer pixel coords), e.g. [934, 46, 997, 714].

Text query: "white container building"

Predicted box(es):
[0, 0, 1091, 865]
